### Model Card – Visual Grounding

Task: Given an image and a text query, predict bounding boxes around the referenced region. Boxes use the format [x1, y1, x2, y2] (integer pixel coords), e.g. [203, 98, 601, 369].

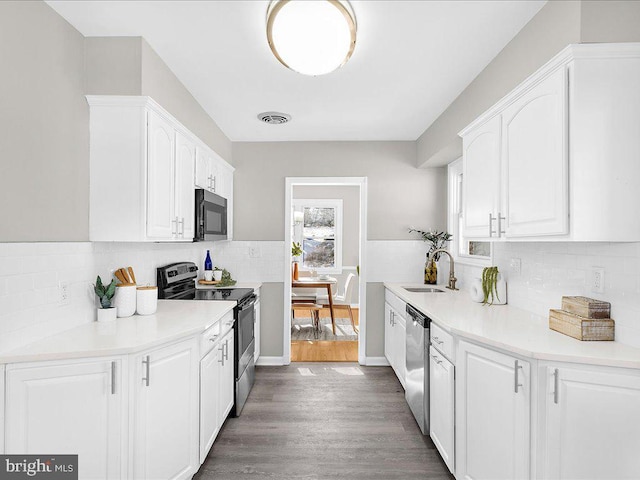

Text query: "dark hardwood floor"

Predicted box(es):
[194, 363, 454, 480]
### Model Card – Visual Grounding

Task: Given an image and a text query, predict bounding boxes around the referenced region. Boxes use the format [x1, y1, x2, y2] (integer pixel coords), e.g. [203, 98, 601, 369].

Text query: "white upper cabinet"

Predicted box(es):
[195, 146, 233, 199]
[87, 96, 231, 242]
[502, 67, 568, 237]
[147, 110, 177, 240]
[462, 115, 502, 239]
[460, 43, 640, 241]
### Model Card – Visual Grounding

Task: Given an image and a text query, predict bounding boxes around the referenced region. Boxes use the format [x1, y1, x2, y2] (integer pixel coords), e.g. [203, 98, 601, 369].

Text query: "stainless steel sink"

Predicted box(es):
[403, 287, 445, 293]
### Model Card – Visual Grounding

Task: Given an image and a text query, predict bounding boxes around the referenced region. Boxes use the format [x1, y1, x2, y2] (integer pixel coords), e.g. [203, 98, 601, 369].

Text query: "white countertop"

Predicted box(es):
[385, 283, 640, 369]
[0, 300, 236, 364]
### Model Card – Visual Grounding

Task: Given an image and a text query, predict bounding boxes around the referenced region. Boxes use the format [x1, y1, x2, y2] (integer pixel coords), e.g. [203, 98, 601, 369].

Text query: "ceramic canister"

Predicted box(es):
[136, 286, 158, 315]
[113, 284, 137, 317]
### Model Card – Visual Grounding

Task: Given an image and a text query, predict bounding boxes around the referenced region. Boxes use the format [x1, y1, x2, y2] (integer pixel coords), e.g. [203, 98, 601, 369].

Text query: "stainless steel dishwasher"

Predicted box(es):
[405, 304, 430, 435]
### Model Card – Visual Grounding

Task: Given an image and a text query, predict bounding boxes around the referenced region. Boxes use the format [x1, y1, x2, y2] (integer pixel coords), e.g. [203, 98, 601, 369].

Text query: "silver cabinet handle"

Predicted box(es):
[111, 361, 116, 395]
[553, 368, 559, 404]
[498, 212, 506, 236]
[209, 334, 219, 342]
[212, 176, 217, 192]
[224, 339, 229, 361]
[178, 217, 184, 237]
[489, 213, 497, 237]
[171, 217, 178, 236]
[390, 311, 395, 326]
[430, 353, 442, 365]
[142, 356, 150, 387]
[218, 344, 225, 365]
[432, 336, 443, 345]
[514, 360, 523, 393]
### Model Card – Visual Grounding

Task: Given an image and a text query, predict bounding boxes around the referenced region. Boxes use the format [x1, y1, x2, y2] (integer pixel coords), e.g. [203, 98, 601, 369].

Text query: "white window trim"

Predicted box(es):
[293, 198, 343, 275]
[448, 158, 493, 267]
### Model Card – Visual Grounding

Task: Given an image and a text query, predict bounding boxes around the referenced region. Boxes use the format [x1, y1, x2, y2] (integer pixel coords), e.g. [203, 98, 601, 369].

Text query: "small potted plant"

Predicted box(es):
[291, 242, 303, 280]
[409, 228, 453, 284]
[94, 275, 117, 322]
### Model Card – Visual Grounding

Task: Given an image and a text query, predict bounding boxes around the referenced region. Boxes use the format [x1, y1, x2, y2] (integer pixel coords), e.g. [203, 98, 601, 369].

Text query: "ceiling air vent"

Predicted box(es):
[258, 111, 291, 124]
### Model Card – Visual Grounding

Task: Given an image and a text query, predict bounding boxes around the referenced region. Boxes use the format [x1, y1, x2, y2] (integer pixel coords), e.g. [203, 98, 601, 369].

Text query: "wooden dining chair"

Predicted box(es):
[291, 302, 323, 338]
[317, 273, 357, 334]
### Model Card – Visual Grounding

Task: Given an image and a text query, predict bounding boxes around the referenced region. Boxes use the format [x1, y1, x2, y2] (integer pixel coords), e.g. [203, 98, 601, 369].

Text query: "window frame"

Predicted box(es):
[448, 158, 493, 267]
[292, 198, 343, 274]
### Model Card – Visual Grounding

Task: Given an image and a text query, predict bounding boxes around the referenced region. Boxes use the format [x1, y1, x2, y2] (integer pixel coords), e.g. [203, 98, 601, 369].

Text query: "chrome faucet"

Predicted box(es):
[428, 249, 458, 291]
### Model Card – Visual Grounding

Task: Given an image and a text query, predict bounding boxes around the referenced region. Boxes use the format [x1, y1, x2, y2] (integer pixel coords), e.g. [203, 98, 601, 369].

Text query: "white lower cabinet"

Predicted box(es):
[384, 301, 406, 388]
[457, 341, 530, 480]
[429, 345, 455, 474]
[5, 357, 126, 479]
[132, 338, 199, 480]
[218, 329, 235, 423]
[539, 364, 640, 480]
[199, 341, 221, 463]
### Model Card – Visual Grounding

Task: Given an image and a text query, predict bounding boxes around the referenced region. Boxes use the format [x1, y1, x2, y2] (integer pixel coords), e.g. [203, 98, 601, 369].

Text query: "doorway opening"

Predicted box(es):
[284, 177, 367, 364]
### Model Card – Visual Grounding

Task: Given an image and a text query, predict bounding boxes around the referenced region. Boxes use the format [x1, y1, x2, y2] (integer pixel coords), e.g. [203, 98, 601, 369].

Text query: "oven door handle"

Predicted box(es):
[237, 295, 257, 311]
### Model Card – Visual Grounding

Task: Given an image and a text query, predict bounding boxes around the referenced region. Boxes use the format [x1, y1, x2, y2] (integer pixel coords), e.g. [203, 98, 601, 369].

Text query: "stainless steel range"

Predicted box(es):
[156, 262, 256, 416]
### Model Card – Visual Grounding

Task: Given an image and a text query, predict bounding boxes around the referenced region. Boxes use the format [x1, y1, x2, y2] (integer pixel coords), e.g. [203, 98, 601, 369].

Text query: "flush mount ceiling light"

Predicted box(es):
[266, 0, 357, 76]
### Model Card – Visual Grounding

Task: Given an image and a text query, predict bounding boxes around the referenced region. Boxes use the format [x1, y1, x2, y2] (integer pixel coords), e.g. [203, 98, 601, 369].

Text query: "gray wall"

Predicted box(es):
[416, 0, 640, 168]
[235, 141, 447, 359]
[140, 40, 232, 163]
[0, 5, 232, 242]
[580, 0, 640, 43]
[0, 1, 88, 242]
[233, 141, 447, 241]
[416, 0, 582, 167]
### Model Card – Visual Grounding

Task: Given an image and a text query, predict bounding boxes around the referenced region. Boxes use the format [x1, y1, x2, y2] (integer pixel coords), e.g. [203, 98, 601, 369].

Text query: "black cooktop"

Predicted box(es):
[191, 288, 254, 302]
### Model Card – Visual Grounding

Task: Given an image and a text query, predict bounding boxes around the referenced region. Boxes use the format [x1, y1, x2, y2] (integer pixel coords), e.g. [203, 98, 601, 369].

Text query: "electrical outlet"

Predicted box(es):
[59, 281, 70, 305]
[510, 258, 522, 276]
[592, 267, 605, 294]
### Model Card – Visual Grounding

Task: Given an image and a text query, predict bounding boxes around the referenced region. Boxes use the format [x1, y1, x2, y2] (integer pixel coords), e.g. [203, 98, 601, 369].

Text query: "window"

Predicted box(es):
[448, 158, 492, 265]
[292, 199, 343, 274]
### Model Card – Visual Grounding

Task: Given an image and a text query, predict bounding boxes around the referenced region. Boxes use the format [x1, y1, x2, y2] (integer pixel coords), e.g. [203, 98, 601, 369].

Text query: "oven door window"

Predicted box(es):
[237, 305, 254, 356]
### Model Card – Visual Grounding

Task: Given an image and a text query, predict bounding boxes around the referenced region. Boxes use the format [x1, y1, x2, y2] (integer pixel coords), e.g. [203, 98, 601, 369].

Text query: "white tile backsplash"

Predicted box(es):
[3, 239, 640, 352]
[456, 242, 640, 348]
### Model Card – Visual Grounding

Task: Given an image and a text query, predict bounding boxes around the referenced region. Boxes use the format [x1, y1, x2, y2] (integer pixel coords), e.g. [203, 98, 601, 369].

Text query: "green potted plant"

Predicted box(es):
[291, 242, 303, 280]
[480, 266, 507, 305]
[94, 275, 117, 322]
[409, 228, 453, 284]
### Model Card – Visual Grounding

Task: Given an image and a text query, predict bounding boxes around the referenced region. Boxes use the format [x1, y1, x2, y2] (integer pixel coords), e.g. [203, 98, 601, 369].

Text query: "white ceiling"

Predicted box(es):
[47, 0, 546, 142]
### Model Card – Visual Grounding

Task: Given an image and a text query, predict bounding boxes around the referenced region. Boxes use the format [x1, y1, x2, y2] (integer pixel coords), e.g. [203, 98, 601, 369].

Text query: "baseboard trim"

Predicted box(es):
[364, 356, 390, 366]
[256, 356, 286, 366]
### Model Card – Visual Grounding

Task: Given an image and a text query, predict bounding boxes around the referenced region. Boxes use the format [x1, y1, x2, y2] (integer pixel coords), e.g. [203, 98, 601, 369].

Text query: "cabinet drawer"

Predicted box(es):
[200, 322, 221, 357]
[384, 289, 407, 320]
[430, 322, 454, 362]
[219, 310, 235, 337]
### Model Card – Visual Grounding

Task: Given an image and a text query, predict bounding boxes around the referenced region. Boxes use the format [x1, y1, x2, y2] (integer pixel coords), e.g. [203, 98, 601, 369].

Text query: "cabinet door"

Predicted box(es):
[254, 298, 261, 362]
[384, 303, 394, 368]
[199, 345, 221, 464]
[5, 359, 125, 479]
[195, 146, 211, 191]
[147, 110, 176, 239]
[462, 115, 502, 239]
[0, 365, 4, 454]
[133, 338, 199, 480]
[218, 330, 235, 423]
[429, 346, 455, 474]
[175, 132, 196, 240]
[502, 67, 568, 237]
[543, 366, 640, 480]
[457, 341, 530, 480]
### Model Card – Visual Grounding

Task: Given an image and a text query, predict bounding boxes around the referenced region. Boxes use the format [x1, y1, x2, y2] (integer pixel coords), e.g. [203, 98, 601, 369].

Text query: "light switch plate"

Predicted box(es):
[510, 258, 522, 276]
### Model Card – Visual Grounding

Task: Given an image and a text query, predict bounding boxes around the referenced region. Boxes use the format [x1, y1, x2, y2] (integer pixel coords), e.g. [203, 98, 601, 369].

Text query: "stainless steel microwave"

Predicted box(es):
[194, 189, 227, 241]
